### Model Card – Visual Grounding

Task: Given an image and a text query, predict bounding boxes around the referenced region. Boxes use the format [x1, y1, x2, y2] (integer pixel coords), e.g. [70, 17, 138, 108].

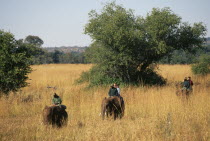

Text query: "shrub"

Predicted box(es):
[0, 30, 32, 95]
[191, 54, 210, 75]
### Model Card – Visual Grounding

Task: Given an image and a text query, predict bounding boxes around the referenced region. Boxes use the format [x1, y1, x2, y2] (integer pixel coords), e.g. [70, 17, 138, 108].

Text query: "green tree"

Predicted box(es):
[23, 35, 45, 64]
[79, 3, 206, 86]
[52, 50, 63, 63]
[24, 35, 44, 47]
[0, 30, 32, 95]
[192, 54, 210, 75]
[159, 49, 197, 64]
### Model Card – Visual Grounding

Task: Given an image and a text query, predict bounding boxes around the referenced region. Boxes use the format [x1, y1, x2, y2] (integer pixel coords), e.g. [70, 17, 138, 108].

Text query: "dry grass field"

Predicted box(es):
[0, 64, 209, 141]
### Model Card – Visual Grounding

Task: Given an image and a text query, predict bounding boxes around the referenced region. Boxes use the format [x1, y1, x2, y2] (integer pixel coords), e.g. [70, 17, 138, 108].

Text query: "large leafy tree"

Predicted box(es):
[23, 35, 45, 64]
[0, 30, 32, 95]
[80, 3, 206, 86]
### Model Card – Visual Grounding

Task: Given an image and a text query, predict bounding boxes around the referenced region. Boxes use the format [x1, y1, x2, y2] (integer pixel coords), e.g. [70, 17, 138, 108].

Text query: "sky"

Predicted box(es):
[0, 0, 209, 47]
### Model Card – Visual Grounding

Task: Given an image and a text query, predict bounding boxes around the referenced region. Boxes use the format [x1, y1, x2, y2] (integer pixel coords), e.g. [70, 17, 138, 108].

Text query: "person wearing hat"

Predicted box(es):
[52, 93, 62, 105]
[52, 93, 67, 110]
[108, 84, 119, 97]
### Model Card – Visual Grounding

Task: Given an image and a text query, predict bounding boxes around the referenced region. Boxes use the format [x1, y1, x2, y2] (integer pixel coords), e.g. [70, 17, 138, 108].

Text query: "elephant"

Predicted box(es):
[43, 105, 68, 128]
[101, 96, 125, 120]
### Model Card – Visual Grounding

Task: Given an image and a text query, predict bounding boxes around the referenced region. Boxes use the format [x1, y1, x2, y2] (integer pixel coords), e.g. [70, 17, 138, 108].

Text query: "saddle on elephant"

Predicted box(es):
[51, 104, 67, 110]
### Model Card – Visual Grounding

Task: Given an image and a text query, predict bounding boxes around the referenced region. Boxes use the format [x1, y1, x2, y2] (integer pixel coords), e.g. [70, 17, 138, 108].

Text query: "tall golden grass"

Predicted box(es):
[0, 64, 209, 141]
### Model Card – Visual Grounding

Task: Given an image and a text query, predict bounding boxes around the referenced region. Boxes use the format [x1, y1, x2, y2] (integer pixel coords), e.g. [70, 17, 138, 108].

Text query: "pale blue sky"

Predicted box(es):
[0, 0, 209, 47]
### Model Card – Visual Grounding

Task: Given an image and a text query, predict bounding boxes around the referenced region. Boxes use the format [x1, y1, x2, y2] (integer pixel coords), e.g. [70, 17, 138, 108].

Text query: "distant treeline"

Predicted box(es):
[31, 49, 87, 64]
[159, 43, 210, 64]
[31, 38, 210, 65]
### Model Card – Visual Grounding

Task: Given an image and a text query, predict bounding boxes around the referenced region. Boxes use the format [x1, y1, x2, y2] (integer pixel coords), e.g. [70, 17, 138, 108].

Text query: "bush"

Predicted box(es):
[77, 65, 123, 87]
[77, 65, 166, 87]
[191, 54, 210, 75]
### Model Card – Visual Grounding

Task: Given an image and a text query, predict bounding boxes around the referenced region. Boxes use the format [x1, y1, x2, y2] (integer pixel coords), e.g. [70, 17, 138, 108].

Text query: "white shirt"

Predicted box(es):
[117, 88, 120, 96]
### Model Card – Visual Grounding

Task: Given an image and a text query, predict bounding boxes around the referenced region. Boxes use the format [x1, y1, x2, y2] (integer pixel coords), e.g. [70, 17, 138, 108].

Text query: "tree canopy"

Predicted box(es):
[0, 30, 32, 95]
[24, 35, 44, 47]
[79, 2, 206, 86]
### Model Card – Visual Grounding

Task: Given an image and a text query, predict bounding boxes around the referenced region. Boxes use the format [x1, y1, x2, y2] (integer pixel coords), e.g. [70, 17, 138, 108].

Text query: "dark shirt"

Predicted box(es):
[183, 80, 190, 89]
[108, 87, 119, 97]
[189, 80, 193, 86]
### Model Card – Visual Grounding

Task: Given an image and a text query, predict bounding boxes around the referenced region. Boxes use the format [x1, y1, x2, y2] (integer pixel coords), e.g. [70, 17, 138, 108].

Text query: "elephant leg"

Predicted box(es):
[102, 112, 105, 120]
[55, 115, 62, 128]
[101, 107, 106, 120]
[106, 111, 109, 118]
[59, 115, 66, 127]
[120, 99, 125, 117]
[58, 112, 68, 127]
[114, 112, 117, 120]
[51, 114, 57, 127]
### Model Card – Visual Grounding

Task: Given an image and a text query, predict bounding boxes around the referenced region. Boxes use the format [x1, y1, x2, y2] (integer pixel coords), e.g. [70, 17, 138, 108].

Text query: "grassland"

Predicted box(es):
[0, 64, 209, 141]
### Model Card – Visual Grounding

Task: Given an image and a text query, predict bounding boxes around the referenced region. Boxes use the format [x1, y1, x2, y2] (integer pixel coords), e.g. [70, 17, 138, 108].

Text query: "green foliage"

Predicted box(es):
[23, 35, 87, 65]
[20, 36, 87, 65]
[78, 64, 166, 86]
[159, 39, 210, 64]
[24, 35, 44, 47]
[49, 51, 86, 64]
[0, 30, 32, 95]
[21, 35, 46, 65]
[159, 48, 202, 64]
[52, 50, 63, 63]
[79, 2, 206, 86]
[192, 54, 210, 75]
[77, 65, 123, 87]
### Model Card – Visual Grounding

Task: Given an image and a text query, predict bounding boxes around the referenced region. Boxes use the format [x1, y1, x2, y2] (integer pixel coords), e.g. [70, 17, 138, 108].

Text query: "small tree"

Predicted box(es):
[79, 2, 206, 86]
[192, 54, 210, 75]
[0, 30, 32, 95]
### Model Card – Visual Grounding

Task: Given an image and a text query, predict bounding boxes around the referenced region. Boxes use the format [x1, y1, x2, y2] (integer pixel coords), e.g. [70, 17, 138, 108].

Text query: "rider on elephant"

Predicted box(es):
[188, 76, 193, 91]
[182, 77, 190, 91]
[108, 83, 125, 111]
[52, 93, 66, 109]
[108, 85, 119, 97]
[52, 93, 62, 105]
[114, 83, 124, 108]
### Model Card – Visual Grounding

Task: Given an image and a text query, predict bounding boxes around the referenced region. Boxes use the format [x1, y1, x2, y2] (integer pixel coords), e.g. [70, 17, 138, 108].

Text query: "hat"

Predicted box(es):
[54, 93, 59, 98]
